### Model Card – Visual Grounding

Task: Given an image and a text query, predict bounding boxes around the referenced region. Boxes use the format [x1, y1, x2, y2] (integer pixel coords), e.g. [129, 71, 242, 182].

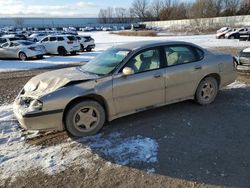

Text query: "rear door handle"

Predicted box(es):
[154, 74, 162, 78]
[194, 65, 202, 70]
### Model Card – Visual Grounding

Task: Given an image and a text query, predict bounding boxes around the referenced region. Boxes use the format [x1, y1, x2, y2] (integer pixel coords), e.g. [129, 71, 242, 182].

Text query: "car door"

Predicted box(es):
[163, 45, 204, 102]
[112, 47, 165, 115]
[0, 42, 12, 58]
[40, 37, 49, 53]
[48, 36, 58, 54]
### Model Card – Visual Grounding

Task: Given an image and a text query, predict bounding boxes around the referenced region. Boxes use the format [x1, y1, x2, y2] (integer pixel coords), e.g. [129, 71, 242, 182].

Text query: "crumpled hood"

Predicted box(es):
[23, 67, 99, 97]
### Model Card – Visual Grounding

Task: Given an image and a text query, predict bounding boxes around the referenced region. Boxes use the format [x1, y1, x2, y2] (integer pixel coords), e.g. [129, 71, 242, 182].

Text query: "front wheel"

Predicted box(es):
[36, 55, 43, 59]
[70, 51, 77, 55]
[195, 77, 218, 105]
[19, 52, 27, 61]
[58, 47, 67, 56]
[64, 100, 106, 137]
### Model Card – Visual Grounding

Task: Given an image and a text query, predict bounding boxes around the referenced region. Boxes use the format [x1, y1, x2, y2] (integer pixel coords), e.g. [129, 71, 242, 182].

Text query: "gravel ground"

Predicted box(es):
[1, 47, 250, 188]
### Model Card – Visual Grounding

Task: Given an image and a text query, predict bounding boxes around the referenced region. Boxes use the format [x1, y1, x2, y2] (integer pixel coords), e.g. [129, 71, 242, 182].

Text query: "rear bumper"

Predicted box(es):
[13, 101, 64, 131]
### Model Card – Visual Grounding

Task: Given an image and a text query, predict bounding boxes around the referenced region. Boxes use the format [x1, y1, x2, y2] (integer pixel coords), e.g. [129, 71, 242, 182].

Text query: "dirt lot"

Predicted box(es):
[1, 47, 250, 188]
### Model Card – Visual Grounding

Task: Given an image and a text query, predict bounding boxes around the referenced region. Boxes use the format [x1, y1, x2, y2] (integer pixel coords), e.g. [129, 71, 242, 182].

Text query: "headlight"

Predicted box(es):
[29, 99, 43, 111]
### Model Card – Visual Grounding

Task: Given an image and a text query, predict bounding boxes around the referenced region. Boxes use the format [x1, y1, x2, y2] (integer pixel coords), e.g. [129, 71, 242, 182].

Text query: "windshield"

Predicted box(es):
[80, 48, 130, 75]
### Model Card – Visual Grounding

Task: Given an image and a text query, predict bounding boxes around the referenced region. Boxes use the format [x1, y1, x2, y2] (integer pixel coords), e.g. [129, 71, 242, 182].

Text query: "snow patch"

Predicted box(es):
[225, 81, 249, 89]
[0, 105, 159, 184]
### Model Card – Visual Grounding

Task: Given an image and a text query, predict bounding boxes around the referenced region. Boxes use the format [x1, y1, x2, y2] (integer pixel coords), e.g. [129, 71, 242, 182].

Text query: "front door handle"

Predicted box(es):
[194, 65, 202, 70]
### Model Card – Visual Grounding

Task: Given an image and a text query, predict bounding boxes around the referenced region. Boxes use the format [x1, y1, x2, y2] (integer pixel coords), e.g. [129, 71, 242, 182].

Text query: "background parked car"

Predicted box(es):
[225, 28, 249, 39]
[0, 40, 46, 60]
[76, 35, 95, 52]
[216, 28, 235, 39]
[235, 47, 250, 66]
[28, 33, 47, 42]
[239, 31, 250, 41]
[216, 27, 231, 34]
[0, 36, 23, 45]
[2, 34, 27, 40]
[39, 35, 80, 56]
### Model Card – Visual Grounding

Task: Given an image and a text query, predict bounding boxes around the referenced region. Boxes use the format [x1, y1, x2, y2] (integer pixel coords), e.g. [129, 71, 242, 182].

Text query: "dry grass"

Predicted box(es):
[112, 30, 157, 37]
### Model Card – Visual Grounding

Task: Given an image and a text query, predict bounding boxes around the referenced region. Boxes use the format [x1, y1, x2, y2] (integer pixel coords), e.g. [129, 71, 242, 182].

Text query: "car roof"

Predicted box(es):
[115, 40, 202, 51]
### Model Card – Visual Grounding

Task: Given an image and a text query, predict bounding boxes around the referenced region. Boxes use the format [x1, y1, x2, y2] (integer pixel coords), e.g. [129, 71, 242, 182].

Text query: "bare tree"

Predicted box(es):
[13, 17, 24, 27]
[150, 0, 163, 20]
[222, 0, 241, 16]
[238, 0, 250, 15]
[98, 9, 108, 24]
[115, 8, 127, 23]
[131, 0, 150, 20]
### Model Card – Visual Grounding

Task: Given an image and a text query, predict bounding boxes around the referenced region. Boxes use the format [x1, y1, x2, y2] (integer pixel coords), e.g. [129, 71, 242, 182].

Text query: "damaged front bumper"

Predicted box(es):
[13, 96, 65, 131]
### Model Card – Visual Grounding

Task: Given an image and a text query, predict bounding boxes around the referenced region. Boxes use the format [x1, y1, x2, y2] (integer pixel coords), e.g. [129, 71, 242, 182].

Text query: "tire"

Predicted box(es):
[195, 77, 218, 105]
[33, 39, 38, 42]
[229, 36, 235, 39]
[64, 100, 106, 137]
[80, 44, 84, 52]
[19, 52, 27, 61]
[36, 55, 43, 59]
[70, 51, 77, 55]
[86, 48, 92, 52]
[58, 47, 67, 56]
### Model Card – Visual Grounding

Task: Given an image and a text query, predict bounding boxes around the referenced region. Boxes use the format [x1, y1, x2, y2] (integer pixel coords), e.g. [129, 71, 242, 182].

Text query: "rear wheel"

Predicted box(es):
[58, 47, 67, 56]
[195, 77, 218, 105]
[19, 52, 27, 61]
[80, 44, 84, 52]
[64, 100, 106, 137]
[70, 51, 77, 55]
[229, 36, 235, 39]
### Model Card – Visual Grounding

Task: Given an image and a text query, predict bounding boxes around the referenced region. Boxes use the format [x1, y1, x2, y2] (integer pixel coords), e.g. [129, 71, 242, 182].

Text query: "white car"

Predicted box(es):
[225, 28, 249, 39]
[216, 27, 230, 34]
[0, 37, 22, 45]
[0, 40, 46, 60]
[216, 28, 234, 39]
[39, 35, 80, 56]
[76, 35, 95, 52]
[28, 33, 47, 42]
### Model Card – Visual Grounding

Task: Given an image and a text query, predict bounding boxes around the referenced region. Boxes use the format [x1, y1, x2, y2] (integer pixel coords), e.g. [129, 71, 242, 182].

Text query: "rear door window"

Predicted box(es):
[164, 45, 201, 66]
[67, 36, 75, 41]
[57, 37, 64, 41]
[49, 37, 57, 41]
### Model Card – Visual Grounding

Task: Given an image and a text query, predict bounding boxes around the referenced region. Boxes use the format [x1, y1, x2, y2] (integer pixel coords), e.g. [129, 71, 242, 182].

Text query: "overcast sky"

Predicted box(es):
[0, 0, 138, 17]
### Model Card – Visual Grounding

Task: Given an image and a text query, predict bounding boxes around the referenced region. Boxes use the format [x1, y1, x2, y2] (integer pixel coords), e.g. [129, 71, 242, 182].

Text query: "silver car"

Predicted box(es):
[0, 40, 46, 60]
[13, 41, 237, 137]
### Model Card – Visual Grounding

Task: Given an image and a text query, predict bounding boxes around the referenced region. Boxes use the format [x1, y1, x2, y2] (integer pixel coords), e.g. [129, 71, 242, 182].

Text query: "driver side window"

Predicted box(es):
[125, 48, 160, 74]
[41, 37, 48, 42]
[1, 43, 9, 48]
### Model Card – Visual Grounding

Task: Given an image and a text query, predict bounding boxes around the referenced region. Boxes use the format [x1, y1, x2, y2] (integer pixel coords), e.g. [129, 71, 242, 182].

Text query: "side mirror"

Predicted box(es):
[122, 67, 134, 76]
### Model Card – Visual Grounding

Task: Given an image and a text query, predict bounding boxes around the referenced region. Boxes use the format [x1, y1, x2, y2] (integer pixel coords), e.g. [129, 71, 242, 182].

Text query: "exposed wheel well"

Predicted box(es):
[63, 94, 108, 126]
[58, 46, 65, 51]
[203, 73, 221, 87]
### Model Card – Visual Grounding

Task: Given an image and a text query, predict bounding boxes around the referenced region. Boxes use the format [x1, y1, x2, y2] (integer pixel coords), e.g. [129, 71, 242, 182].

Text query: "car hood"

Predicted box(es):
[23, 67, 99, 98]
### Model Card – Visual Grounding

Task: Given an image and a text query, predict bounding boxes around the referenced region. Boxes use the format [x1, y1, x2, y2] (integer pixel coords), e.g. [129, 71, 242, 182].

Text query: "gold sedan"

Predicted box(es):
[13, 41, 237, 137]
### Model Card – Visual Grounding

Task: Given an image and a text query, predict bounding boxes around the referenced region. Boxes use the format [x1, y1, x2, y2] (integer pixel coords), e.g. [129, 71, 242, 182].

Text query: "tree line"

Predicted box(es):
[98, 0, 250, 23]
